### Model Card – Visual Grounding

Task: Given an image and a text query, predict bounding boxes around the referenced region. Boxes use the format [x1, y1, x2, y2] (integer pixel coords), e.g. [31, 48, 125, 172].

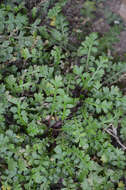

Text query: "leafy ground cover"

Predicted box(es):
[0, 0, 126, 189]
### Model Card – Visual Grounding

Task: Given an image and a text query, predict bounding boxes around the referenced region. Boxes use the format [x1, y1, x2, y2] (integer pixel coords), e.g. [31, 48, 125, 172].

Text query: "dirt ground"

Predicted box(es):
[62, 0, 126, 58]
[106, 0, 126, 57]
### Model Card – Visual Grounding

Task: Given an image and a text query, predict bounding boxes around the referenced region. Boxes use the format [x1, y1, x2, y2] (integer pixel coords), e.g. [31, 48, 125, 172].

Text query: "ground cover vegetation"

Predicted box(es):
[0, 0, 126, 189]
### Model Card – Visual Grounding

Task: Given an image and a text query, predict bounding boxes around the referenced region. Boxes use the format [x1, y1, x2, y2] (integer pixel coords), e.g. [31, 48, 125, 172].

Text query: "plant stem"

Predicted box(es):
[86, 44, 92, 71]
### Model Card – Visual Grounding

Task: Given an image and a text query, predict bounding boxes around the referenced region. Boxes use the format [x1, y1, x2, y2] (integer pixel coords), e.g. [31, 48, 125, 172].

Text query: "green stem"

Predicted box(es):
[85, 100, 97, 107]
[51, 88, 57, 116]
[17, 104, 27, 126]
[88, 65, 101, 85]
[86, 44, 92, 71]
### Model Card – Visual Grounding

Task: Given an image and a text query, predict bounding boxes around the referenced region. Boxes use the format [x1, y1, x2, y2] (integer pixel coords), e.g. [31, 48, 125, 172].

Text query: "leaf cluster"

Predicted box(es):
[0, 1, 126, 190]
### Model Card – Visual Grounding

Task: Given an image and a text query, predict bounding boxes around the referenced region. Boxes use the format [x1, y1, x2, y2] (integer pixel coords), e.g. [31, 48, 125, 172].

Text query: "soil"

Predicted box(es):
[106, 0, 126, 57]
[62, 0, 126, 58]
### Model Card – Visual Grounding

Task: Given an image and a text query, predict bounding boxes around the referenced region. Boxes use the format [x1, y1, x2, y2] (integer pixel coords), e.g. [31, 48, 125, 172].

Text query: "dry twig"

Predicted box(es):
[104, 124, 126, 151]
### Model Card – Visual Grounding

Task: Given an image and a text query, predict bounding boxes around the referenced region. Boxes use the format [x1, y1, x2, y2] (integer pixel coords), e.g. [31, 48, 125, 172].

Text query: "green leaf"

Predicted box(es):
[51, 29, 62, 41]
[48, 5, 61, 18]
[32, 7, 37, 18]
[8, 158, 17, 171]
[18, 158, 27, 172]
[32, 172, 43, 184]
[73, 65, 84, 76]
[21, 48, 31, 60]
[51, 75, 63, 88]
[101, 154, 108, 163]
